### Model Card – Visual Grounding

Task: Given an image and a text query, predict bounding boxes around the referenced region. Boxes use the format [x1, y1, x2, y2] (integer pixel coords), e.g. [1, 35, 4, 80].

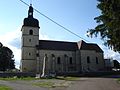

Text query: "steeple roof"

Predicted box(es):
[23, 5, 39, 28]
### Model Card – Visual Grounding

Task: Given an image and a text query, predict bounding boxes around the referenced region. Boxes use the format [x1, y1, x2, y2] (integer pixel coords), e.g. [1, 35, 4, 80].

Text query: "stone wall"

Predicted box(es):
[37, 50, 78, 74]
[21, 60, 37, 72]
[80, 50, 104, 72]
[0, 72, 36, 77]
[21, 26, 39, 73]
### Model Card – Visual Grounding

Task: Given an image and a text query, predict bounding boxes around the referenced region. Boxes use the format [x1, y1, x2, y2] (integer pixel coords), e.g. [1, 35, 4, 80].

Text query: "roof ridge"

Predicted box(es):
[39, 40, 76, 44]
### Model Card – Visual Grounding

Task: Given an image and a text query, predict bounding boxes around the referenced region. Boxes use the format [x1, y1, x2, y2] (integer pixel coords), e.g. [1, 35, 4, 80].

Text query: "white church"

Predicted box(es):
[20, 5, 105, 75]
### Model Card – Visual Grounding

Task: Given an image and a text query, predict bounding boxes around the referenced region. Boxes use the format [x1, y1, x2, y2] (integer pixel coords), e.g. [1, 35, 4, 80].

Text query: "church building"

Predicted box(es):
[20, 5, 105, 75]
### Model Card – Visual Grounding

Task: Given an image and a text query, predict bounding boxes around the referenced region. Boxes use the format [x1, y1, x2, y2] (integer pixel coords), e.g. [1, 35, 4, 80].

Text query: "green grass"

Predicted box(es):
[0, 76, 78, 88]
[117, 78, 120, 83]
[56, 76, 80, 81]
[33, 82, 54, 88]
[0, 77, 39, 81]
[0, 76, 80, 81]
[118, 78, 120, 81]
[32, 81, 71, 88]
[32, 76, 79, 88]
[0, 85, 12, 90]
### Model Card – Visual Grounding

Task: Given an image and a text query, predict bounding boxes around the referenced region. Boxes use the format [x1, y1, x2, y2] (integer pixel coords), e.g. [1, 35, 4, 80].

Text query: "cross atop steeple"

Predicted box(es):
[30, 0, 32, 5]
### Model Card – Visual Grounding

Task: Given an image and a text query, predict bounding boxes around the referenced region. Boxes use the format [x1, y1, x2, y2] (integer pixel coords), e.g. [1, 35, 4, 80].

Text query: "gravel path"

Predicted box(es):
[0, 80, 47, 90]
[0, 78, 120, 90]
[65, 78, 120, 90]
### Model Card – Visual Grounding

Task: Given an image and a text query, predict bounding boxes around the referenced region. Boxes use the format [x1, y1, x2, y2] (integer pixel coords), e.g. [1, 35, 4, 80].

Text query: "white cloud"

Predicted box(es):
[0, 27, 21, 69]
[39, 29, 49, 40]
[99, 45, 120, 62]
[0, 27, 50, 69]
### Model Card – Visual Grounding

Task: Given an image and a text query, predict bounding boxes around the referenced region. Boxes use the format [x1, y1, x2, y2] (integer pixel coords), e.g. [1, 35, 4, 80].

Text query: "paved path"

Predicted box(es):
[0, 78, 120, 90]
[0, 80, 47, 90]
[65, 78, 120, 90]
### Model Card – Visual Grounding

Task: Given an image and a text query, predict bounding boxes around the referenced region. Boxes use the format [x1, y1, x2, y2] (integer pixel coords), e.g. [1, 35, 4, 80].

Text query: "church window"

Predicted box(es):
[64, 54, 67, 57]
[69, 57, 73, 64]
[36, 53, 39, 57]
[87, 56, 90, 63]
[29, 53, 31, 56]
[57, 57, 61, 64]
[96, 57, 99, 64]
[29, 29, 33, 35]
[29, 39, 31, 42]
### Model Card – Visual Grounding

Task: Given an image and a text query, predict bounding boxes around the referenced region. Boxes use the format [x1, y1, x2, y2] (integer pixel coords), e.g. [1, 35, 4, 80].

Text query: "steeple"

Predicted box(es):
[28, 4, 33, 18]
[21, 4, 40, 73]
[23, 4, 39, 28]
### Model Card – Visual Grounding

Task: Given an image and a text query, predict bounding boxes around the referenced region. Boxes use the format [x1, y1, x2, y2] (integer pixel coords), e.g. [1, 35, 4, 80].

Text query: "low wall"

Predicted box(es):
[0, 71, 120, 78]
[0, 72, 36, 77]
[57, 71, 120, 77]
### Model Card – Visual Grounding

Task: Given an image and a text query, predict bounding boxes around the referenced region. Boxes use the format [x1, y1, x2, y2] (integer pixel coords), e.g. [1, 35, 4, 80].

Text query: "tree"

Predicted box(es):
[112, 60, 120, 68]
[0, 42, 15, 71]
[87, 0, 120, 52]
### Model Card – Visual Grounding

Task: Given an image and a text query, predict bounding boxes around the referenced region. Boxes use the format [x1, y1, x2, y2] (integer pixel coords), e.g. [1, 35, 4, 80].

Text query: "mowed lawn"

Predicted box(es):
[0, 84, 12, 90]
[0, 77, 120, 90]
[0, 76, 80, 90]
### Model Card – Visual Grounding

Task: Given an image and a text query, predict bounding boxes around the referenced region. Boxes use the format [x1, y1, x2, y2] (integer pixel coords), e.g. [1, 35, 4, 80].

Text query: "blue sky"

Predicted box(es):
[0, 0, 120, 68]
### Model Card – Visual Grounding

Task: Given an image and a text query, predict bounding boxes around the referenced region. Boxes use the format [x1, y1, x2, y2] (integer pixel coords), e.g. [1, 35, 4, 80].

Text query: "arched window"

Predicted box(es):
[29, 29, 33, 35]
[96, 57, 99, 64]
[36, 53, 39, 57]
[29, 39, 31, 42]
[29, 53, 31, 56]
[69, 57, 73, 64]
[87, 56, 90, 63]
[57, 57, 61, 64]
[64, 54, 67, 57]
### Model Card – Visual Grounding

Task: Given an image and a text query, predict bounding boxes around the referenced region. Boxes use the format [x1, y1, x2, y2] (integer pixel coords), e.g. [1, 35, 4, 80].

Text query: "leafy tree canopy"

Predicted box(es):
[113, 60, 120, 68]
[87, 0, 120, 52]
[0, 42, 15, 71]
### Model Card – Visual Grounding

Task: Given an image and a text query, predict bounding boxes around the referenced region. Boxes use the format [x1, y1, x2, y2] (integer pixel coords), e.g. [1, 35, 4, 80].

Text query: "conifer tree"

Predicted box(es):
[87, 0, 120, 52]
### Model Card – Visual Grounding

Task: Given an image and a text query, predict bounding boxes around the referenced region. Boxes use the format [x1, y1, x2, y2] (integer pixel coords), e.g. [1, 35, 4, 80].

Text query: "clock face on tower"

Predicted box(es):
[29, 12, 32, 16]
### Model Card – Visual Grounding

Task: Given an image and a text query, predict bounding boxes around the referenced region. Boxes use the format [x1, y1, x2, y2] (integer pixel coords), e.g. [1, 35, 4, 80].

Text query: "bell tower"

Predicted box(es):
[20, 4, 40, 72]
